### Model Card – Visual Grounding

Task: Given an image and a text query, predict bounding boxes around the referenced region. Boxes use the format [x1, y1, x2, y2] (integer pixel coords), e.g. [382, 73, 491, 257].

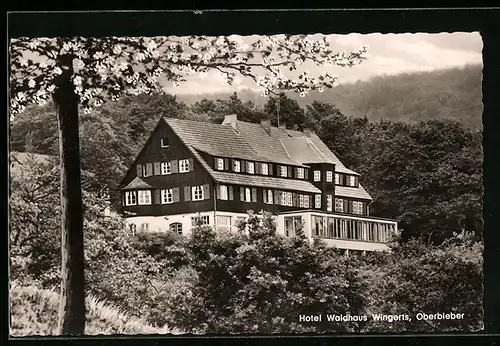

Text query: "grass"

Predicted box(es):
[10, 281, 179, 336]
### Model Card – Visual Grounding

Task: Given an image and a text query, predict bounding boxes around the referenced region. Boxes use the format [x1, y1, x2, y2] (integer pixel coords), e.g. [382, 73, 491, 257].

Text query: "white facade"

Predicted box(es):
[125, 209, 398, 253]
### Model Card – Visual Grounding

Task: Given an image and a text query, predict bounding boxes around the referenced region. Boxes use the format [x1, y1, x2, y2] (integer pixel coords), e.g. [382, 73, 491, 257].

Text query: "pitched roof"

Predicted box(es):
[122, 176, 153, 190]
[335, 184, 372, 200]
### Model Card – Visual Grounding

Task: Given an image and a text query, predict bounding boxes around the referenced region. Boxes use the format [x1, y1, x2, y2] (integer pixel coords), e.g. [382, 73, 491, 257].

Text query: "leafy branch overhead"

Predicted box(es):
[9, 35, 368, 116]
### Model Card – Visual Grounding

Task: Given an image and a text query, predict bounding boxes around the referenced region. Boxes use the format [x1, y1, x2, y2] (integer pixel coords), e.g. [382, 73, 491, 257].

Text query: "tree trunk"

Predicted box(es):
[53, 60, 86, 335]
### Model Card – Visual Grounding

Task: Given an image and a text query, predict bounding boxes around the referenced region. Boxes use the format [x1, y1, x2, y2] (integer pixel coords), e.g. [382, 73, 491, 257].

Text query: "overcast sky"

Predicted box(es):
[163, 32, 482, 95]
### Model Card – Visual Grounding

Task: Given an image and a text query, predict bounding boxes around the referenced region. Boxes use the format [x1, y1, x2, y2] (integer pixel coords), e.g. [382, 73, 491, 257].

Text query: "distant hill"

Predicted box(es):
[177, 64, 483, 131]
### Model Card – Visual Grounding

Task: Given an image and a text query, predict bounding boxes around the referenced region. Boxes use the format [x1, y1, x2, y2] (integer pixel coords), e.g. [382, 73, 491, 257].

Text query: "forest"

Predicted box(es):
[9, 64, 484, 334]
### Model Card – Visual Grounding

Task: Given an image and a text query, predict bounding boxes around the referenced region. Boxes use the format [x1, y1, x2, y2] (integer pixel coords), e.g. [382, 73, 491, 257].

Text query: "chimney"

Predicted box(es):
[303, 128, 315, 137]
[222, 114, 238, 133]
[260, 119, 271, 136]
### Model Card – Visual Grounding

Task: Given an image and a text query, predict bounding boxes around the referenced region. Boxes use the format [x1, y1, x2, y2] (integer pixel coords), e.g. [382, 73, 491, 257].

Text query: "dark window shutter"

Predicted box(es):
[276, 165, 281, 176]
[292, 193, 298, 207]
[228, 186, 234, 200]
[344, 199, 349, 213]
[340, 174, 344, 185]
[232, 159, 237, 171]
[241, 160, 246, 173]
[189, 158, 194, 171]
[355, 176, 359, 187]
[171, 160, 178, 173]
[294, 167, 298, 178]
[224, 158, 229, 170]
[122, 192, 125, 206]
[154, 162, 161, 175]
[184, 186, 191, 201]
[136, 164, 143, 177]
[269, 164, 274, 176]
[255, 162, 261, 174]
[287, 166, 292, 178]
[203, 184, 210, 200]
[173, 187, 180, 202]
[145, 163, 153, 176]
[154, 189, 161, 204]
[251, 188, 257, 202]
[274, 190, 279, 204]
[263, 189, 267, 203]
[240, 186, 245, 201]
[309, 195, 313, 207]
[304, 168, 309, 179]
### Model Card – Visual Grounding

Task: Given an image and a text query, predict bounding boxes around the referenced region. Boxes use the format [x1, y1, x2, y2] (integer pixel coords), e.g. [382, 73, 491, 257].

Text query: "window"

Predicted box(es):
[335, 198, 344, 212]
[192, 215, 210, 226]
[245, 187, 251, 202]
[327, 195, 333, 211]
[138, 190, 151, 205]
[216, 216, 232, 231]
[192, 186, 204, 201]
[267, 189, 274, 204]
[233, 160, 241, 172]
[304, 195, 310, 208]
[125, 191, 137, 206]
[299, 195, 304, 208]
[161, 137, 169, 148]
[216, 158, 224, 170]
[314, 170, 321, 182]
[140, 223, 149, 232]
[247, 162, 255, 174]
[353, 201, 363, 215]
[335, 173, 340, 185]
[129, 223, 137, 232]
[285, 216, 302, 237]
[286, 192, 293, 206]
[161, 162, 171, 175]
[281, 166, 287, 177]
[297, 168, 305, 179]
[261, 163, 269, 175]
[179, 159, 190, 173]
[326, 171, 333, 182]
[348, 175, 356, 187]
[315, 194, 321, 208]
[218, 185, 228, 200]
[170, 222, 183, 235]
[161, 189, 173, 204]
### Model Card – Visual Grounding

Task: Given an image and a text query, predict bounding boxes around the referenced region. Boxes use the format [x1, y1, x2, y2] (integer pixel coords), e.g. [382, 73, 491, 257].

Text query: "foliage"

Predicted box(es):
[264, 92, 307, 130]
[359, 233, 483, 332]
[9, 281, 177, 336]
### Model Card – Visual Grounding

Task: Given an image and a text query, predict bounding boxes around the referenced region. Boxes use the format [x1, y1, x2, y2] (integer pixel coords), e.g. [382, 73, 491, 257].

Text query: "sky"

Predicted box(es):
[163, 32, 482, 95]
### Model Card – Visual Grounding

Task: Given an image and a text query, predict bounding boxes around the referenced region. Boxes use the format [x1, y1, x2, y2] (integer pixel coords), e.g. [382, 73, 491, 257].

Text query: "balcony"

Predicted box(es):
[277, 210, 398, 252]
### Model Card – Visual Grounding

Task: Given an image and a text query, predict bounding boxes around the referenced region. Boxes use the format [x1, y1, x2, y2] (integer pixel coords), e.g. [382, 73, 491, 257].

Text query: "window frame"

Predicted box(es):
[335, 173, 340, 185]
[233, 160, 241, 172]
[335, 198, 344, 212]
[267, 189, 274, 204]
[138, 190, 151, 205]
[161, 137, 170, 148]
[161, 162, 171, 175]
[261, 163, 269, 175]
[297, 168, 305, 179]
[192, 215, 210, 226]
[314, 194, 321, 208]
[125, 191, 137, 206]
[326, 171, 333, 182]
[161, 188, 174, 204]
[218, 185, 228, 200]
[179, 159, 190, 173]
[326, 194, 333, 211]
[248, 162, 255, 174]
[192, 185, 204, 201]
[245, 187, 251, 202]
[170, 222, 183, 235]
[280, 165, 287, 177]
[314, 170, 321, 182]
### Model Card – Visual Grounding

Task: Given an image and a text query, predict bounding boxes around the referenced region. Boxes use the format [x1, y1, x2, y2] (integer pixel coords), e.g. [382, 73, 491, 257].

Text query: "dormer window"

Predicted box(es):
[348, 175, 356, 187]
[233, 160, 241, 172]
[216, 158, 224, 170]
[261, 163, 269, 175]
[248, 162, 255, 174]
[314, 170, 321, 182]
[280, 166, 287, 177]
[297, 168, 305, 179]
[161, 137, 170, 148]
